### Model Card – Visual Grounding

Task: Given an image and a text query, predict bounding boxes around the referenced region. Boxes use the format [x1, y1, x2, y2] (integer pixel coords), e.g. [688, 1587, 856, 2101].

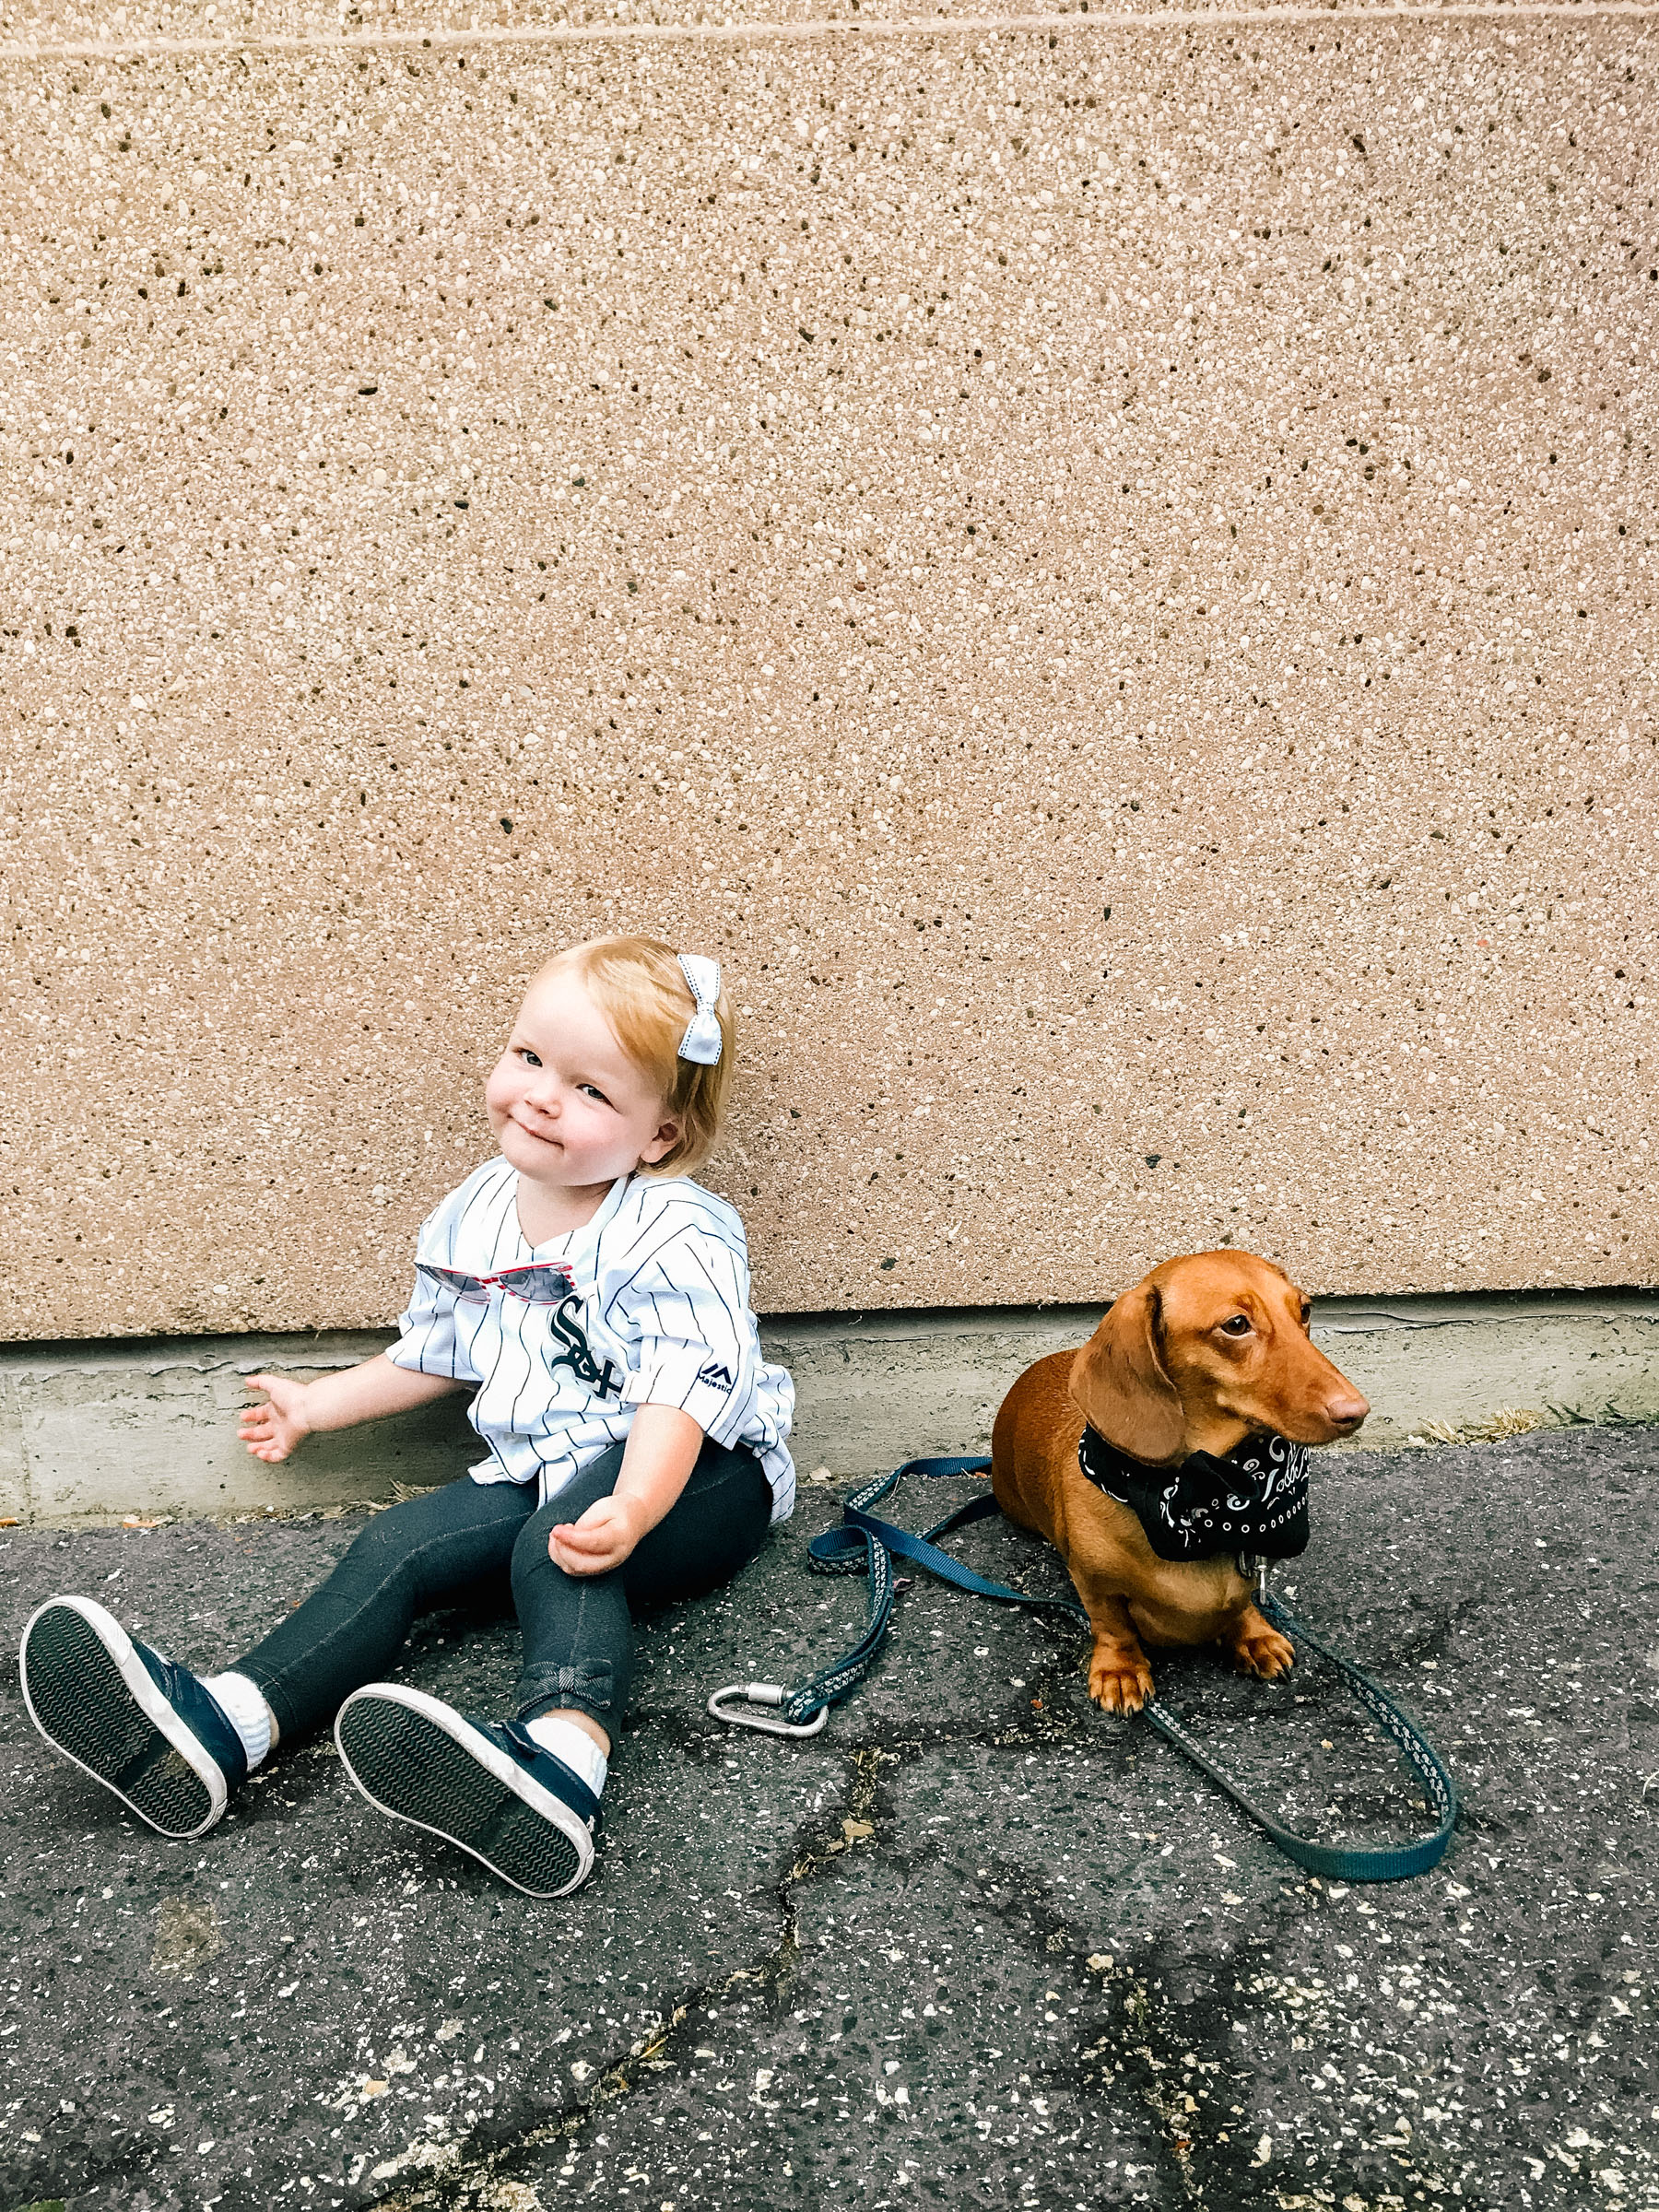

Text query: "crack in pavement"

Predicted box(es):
[370, 1724, 1270, 2211]
[371, 1744, 895, 2208]
[295, 1581, 1496, 2205]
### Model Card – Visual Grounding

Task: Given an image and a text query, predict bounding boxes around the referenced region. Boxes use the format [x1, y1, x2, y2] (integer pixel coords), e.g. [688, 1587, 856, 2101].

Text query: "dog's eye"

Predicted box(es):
[1219, 1314, 1253, 1337]
[1300, 1302, 1312, 1326]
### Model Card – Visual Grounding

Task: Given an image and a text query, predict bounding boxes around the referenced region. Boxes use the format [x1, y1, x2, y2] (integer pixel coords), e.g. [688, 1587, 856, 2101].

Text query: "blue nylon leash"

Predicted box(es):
[709, 1455, 1457, 1884]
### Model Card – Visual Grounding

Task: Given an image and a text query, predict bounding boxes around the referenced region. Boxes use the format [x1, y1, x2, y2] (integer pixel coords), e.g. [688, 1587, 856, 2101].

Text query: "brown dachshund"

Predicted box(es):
[991, 1251, 1369, 1712]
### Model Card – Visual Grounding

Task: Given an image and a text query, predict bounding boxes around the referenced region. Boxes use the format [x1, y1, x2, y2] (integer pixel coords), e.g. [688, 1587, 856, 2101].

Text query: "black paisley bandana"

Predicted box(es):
[1078, 1424, 1310, 1563]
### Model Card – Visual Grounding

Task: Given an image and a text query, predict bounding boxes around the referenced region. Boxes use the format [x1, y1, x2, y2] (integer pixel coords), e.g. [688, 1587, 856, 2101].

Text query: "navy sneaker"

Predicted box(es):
[335, 1684, 598, 1899]
[19, 1596, 248, 1841]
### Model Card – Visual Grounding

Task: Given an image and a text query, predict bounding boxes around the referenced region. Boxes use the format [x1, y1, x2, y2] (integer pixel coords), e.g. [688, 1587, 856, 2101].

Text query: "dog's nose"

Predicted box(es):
[1325, 1389, 1370, 1432]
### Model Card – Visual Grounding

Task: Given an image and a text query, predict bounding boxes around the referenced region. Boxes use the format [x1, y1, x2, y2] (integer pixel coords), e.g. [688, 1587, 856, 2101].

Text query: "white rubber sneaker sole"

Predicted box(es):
[335, 1684, 595, 1900]
[18, 1595, 229, 1841]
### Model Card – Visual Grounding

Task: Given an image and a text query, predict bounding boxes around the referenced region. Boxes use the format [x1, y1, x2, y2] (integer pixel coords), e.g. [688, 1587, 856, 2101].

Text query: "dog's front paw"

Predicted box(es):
[1227, 1612, 1295, 1682]
[1088, 1642, 1155, 1714]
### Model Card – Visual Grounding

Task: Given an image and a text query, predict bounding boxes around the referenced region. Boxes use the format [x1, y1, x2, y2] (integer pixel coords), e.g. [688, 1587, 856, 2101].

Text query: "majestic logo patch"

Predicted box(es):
[697, 1360, 735, 1393]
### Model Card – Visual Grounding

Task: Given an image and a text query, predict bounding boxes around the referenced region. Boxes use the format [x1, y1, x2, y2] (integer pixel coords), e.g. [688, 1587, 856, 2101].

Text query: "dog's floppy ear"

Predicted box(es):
[1069, 1282, 1185, 1464]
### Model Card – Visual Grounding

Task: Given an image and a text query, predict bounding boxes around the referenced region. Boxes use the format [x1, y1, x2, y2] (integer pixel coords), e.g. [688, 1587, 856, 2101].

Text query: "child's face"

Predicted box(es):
[485, 968, 680, 1192]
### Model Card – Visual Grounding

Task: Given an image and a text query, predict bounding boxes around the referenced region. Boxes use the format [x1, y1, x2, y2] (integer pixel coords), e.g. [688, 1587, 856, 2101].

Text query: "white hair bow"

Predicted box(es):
[677, 952, 724, 1065]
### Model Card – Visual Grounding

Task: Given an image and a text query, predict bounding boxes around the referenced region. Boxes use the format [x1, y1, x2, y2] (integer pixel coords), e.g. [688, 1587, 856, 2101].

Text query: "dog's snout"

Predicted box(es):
[1325, 1388, 1370, 1433]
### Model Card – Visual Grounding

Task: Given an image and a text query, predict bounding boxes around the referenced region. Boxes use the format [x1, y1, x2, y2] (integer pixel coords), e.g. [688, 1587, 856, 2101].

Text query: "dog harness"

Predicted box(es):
[1077, 1424, 1310, 1565]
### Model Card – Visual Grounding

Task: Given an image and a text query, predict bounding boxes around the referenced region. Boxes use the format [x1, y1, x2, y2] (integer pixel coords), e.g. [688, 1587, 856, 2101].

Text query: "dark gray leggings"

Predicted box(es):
[234, 1437, 773, 1745]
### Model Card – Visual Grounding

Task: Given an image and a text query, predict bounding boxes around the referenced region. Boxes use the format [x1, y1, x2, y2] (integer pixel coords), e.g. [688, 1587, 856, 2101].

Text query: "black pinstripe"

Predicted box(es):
[386, 1160, 795, 1524]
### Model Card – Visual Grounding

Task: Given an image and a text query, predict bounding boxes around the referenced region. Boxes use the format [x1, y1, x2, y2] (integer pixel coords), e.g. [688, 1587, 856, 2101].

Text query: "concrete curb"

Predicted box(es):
[2, 1289, 1656, 1525]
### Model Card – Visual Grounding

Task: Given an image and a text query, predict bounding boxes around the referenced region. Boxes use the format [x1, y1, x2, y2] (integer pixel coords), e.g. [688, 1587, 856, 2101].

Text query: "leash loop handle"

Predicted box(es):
[1137, 1608, 1458, 1881]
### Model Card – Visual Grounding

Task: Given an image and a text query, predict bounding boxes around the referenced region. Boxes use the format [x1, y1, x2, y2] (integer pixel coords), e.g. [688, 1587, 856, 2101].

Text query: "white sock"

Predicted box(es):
[203, 1671, 275, 1772]
[524, 1713, 608, 1798]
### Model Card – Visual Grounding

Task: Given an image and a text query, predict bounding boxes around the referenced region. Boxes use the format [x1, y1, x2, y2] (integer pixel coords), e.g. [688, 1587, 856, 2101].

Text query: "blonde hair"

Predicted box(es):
[535, 935, 735, 1179]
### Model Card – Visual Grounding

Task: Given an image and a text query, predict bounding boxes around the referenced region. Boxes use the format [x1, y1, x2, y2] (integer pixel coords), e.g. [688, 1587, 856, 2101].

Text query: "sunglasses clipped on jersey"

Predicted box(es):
[417, 1262, 579, 1306]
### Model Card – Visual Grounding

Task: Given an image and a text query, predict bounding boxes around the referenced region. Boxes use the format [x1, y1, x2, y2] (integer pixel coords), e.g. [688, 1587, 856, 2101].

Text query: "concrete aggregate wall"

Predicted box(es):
[2, 5, 1655, 1341]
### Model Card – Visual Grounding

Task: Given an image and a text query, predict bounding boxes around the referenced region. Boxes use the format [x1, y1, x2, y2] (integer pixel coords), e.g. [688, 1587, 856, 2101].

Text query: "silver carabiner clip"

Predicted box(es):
[707, 1682, 830, 1737]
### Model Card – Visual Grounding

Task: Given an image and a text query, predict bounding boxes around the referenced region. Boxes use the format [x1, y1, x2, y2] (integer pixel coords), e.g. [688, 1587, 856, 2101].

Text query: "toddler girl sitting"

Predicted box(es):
[20, 936, 795, 1899]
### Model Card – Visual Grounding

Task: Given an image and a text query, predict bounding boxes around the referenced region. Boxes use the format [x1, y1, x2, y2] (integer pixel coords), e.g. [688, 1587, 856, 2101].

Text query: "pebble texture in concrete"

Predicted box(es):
[9, 0, 1615, 49]
[1, 1427, 1655, 2209]
[2, 16, 1655, 1342]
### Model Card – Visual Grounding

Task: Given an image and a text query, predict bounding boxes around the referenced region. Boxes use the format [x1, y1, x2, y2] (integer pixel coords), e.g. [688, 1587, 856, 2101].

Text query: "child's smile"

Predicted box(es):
[484, 969, 682, 1233]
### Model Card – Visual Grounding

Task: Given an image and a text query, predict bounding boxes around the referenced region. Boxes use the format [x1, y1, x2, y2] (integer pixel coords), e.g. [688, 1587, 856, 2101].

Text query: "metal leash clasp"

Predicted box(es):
[707, 1682, 830, 1737]
[1240, 1553, 1271, 1606]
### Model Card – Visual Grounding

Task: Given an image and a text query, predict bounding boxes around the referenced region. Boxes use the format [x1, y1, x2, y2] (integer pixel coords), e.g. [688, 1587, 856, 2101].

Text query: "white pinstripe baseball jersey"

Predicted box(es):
[387, 1158, 796, 1523]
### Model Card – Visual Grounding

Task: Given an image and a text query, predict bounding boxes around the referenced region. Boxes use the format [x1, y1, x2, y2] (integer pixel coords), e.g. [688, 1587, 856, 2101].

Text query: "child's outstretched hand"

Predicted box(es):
[549, 1495, 644, 1577]
[240, 1374, 313, 1463]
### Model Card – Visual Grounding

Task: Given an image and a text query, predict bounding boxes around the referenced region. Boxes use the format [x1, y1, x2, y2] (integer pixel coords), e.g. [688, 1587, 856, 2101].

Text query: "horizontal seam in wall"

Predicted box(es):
[1, 0, 1653, 63]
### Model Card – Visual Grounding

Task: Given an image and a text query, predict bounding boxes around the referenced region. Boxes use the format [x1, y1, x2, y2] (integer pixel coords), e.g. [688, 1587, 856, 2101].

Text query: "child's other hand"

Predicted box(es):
[239, 1374, 313, 1463]
[548, 1495, 644, 1576]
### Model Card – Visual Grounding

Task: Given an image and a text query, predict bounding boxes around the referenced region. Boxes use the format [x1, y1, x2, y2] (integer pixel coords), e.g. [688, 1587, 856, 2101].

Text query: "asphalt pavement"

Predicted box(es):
[2, 1426, 1656, 2212]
